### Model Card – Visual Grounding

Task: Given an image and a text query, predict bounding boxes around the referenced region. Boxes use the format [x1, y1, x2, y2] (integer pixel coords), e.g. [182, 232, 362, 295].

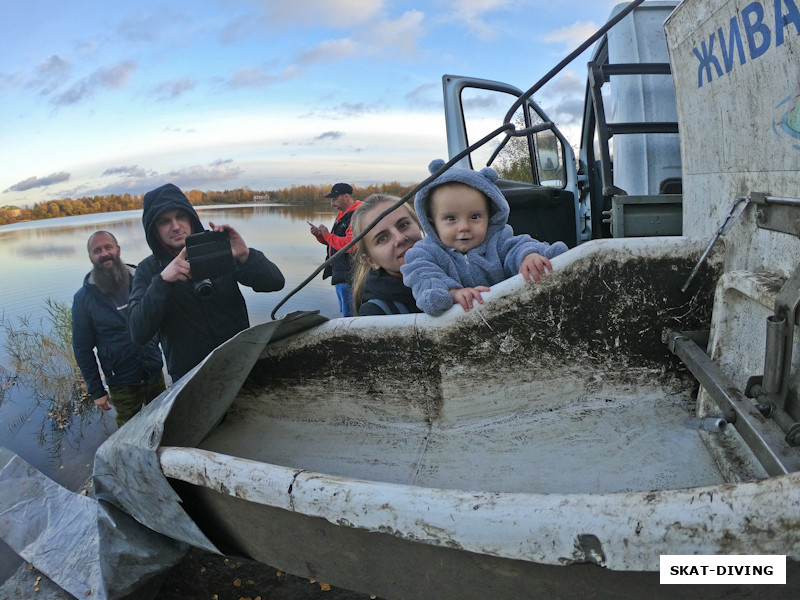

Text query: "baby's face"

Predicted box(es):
[429, 183, 489, 253]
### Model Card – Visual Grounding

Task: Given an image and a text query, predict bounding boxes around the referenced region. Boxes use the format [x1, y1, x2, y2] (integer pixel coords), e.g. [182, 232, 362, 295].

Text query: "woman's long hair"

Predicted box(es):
[350, 194, 422, 312]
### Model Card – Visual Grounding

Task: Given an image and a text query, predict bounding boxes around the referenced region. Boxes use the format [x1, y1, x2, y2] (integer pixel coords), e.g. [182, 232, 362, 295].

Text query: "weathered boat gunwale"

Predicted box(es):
[157, 444, 800, 572]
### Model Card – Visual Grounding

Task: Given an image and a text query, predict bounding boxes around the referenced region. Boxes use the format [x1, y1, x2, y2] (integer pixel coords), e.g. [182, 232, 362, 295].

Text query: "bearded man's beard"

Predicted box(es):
[92, 257, 130, 294]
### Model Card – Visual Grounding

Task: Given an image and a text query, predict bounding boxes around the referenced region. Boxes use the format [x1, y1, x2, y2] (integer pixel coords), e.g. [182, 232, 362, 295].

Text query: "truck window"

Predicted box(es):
[459, 87, 566, 189]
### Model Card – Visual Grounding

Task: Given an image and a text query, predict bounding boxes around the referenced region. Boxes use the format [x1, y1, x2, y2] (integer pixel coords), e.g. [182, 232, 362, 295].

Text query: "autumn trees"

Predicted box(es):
[0, 182, 418, 226]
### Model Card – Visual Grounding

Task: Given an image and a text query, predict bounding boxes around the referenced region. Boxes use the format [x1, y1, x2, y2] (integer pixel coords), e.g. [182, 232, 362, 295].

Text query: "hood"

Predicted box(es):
[413, 159, 510, 251]
[142, 184, 203, 256]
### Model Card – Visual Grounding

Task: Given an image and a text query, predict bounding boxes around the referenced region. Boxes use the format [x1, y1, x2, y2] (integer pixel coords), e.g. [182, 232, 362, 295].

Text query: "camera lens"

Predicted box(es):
[194, 278, 213, 296]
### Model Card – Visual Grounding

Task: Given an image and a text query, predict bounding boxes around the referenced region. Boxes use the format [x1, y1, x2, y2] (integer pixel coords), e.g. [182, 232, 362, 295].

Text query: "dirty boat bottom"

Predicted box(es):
[196, 376, 726, 495]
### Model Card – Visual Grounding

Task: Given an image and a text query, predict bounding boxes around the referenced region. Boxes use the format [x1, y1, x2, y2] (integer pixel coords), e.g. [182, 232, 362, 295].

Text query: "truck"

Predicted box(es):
[442, 0, 682, 247]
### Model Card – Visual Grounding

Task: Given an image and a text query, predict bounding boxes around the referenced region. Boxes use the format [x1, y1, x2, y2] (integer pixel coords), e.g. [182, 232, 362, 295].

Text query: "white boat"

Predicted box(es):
[2, 0, 799, 598]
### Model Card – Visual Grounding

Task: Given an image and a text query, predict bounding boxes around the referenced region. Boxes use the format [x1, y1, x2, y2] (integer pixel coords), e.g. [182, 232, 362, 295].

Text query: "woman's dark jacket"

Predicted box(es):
[72, 266, 163, 400]
[358, 268, 421, 316]
[129, 184, 284, 381]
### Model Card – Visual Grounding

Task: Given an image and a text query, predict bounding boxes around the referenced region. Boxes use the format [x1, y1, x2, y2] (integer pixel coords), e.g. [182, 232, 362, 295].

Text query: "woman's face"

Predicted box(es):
[362, 203, 423, 276]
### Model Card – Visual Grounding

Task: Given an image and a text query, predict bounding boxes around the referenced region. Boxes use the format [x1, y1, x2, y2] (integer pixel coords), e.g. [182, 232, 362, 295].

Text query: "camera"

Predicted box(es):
[184, 230, 235, 296]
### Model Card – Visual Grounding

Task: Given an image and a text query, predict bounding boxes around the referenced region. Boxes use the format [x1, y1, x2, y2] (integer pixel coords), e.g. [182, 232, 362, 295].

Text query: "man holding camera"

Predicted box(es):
[129, 183, 285, 382]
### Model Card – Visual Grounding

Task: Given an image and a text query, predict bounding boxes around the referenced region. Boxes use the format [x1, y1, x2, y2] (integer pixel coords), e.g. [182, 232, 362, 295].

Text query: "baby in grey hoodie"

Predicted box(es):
[401, 159, 568, 316]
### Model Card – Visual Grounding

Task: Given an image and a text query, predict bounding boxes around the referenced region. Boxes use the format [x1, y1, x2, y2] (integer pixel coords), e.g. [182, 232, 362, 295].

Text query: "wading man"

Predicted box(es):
[72, 231, 166, 427]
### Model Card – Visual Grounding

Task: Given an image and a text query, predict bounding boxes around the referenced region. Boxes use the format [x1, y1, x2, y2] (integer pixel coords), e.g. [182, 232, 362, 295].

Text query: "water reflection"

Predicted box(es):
[13, 245, 79, 260]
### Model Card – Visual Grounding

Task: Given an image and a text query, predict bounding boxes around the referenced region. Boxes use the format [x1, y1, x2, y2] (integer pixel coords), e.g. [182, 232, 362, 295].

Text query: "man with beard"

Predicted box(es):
[72, 231, 165, 427]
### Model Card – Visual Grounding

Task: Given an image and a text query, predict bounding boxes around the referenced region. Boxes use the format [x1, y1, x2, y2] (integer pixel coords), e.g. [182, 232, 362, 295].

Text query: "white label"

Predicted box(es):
[660, 555, 786, 584]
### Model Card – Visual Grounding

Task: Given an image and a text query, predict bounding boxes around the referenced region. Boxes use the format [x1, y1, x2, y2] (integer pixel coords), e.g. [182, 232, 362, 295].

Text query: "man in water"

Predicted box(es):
[72, 231, 166, 427]
[129, 183, 285, 382]
[308, 182, 363, 316]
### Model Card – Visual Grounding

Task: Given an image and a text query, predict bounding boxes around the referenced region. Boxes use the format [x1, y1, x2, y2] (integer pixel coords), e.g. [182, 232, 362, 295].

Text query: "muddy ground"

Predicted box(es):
[154, 548, 382, 600]
[0, 548, 381, 600]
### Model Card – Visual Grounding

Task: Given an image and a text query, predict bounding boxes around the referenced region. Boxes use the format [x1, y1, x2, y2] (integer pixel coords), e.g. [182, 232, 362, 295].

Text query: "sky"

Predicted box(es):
[0, 0, 622, 208]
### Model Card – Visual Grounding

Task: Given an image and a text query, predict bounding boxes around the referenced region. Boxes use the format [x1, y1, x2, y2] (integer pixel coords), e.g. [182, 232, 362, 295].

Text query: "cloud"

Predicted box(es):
[87, 160, 244, 197]
[53, 60, 136, 106]
[151, 77, 196, 101]
[462, 93, 502, 111]
[162, 126, 197, 134]
[538, 71, 586, 125]
[229, 34, 361, 90]
[441, 0, 512, 40]
[297, 39, 358, 65]
[225, 8, 425, 90]
[229, 64, 299, 89]
[29, 55, 70, 94]
[5, 172, 71, 192]
[546, 70, 584, 97]
[544, 21, 599, 54]
[0, 70, 24, 91]
[255, 0, 385, 28]
[218, 16, 256, 45]
[329, 102, 379, 118]
[229, 14, 423, 92]
[102, 165, 151, 178]
[165, 161, 244, 186]
[405, 82, 441, 109]
[116, 9, 191, 43]
[313, 131, 344, 142]
[362, 11, 425, 57]
[36, 55, 69, 78]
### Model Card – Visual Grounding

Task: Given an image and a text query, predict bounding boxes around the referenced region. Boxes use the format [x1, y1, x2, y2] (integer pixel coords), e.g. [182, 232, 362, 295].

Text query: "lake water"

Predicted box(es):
[0, 203, 342, 581]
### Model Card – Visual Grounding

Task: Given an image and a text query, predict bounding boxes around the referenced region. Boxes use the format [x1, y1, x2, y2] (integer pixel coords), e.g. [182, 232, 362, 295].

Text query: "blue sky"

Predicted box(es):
[1, 0, 620, 208]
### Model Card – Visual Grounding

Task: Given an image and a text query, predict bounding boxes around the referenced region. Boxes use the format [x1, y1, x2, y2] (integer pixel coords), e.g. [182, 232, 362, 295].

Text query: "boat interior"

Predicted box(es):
[188, 238, 793, 495]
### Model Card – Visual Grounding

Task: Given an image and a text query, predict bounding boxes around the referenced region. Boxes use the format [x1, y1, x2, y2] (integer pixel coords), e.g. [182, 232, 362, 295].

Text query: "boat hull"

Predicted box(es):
[166, 464, 800, 600]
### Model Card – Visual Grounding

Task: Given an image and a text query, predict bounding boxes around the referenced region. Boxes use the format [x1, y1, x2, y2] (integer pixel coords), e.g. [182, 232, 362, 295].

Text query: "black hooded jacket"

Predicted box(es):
[129, 183, 284, 381]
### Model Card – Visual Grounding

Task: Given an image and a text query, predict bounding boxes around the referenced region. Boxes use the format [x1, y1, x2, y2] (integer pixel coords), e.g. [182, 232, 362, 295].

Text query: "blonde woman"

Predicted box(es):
[350, 194, 424, 315]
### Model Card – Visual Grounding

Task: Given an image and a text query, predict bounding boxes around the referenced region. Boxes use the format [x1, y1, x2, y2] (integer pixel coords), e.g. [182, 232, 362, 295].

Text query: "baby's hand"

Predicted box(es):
[449, 286, 491, 312]
[519, 253, 552, 283]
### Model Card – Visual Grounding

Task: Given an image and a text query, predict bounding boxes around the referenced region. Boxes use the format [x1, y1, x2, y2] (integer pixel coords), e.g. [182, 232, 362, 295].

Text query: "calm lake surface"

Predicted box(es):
[0, 204, 342, 581]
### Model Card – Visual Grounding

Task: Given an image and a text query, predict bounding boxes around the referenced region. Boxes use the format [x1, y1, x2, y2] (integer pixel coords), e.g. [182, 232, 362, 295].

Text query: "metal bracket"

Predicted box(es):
[752, 192, 800, 237]
[668, 331, 800, 474]
[680, 195, 749, 292]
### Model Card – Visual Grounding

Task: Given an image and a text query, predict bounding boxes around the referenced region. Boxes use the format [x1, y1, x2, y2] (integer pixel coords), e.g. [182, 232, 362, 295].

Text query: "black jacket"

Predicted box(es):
[322, 206, 358, 285]
[72, 266, 163, 400]
[129, 184, 284, 381]
[358, 268, 421, 316]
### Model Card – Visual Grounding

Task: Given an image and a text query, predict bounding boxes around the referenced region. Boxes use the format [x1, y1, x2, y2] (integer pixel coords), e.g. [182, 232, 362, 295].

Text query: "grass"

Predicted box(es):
[0, 298, 95, 447]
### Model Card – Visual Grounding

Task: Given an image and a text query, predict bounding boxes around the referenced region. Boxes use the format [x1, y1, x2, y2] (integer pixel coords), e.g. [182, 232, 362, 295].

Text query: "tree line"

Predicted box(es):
[0, 181, 419, 226]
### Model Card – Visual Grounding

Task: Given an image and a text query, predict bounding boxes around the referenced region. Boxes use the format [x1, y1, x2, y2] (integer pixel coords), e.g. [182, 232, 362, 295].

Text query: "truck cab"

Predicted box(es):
[442, 1, 681, 247]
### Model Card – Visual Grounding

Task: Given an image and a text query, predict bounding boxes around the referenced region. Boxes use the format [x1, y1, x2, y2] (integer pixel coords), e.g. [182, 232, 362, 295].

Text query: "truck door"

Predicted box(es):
[442, 75, 584, 248]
